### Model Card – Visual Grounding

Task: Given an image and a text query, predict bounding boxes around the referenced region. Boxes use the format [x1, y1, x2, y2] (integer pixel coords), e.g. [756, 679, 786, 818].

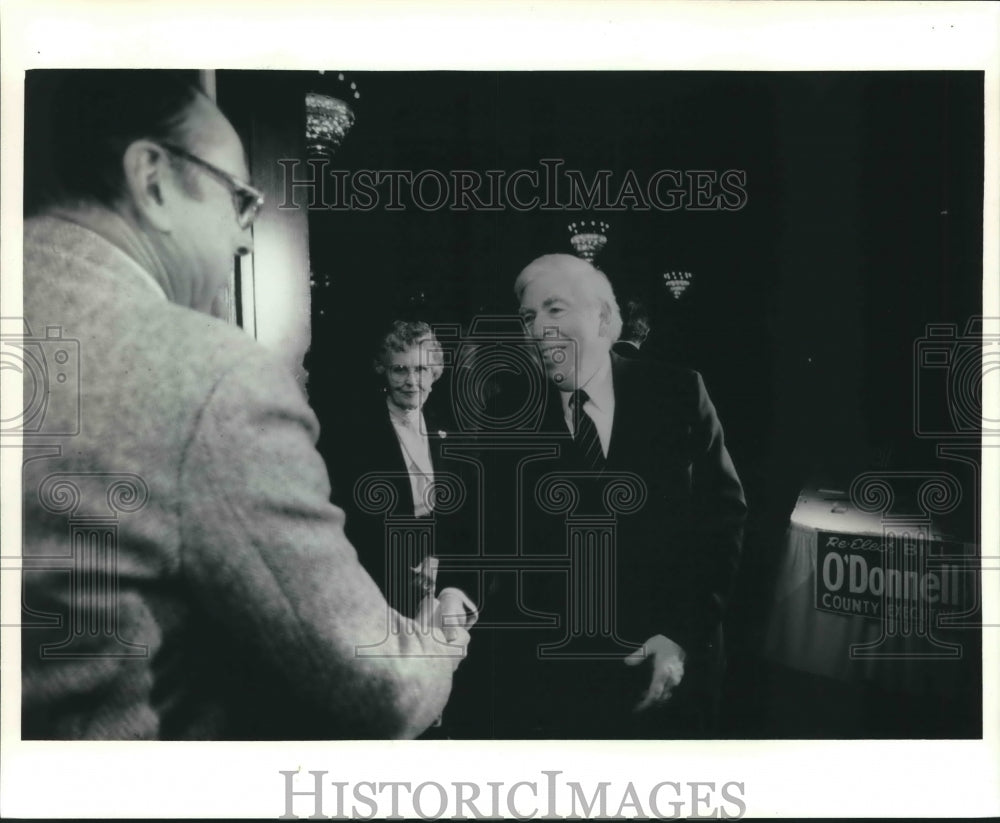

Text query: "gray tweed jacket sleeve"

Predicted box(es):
[178, 353, 458, 739]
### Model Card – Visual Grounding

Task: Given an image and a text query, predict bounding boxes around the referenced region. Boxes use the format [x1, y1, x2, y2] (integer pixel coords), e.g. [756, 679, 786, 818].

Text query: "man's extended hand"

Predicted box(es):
[414, 594, 471, 670]
[437, 587, 479, 641]
[624, 634, 686, 712]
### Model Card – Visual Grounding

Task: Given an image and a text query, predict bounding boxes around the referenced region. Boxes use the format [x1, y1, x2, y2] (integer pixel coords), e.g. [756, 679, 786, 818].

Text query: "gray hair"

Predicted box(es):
[513, 253, 623, 342]
[373, 320, 445, 381]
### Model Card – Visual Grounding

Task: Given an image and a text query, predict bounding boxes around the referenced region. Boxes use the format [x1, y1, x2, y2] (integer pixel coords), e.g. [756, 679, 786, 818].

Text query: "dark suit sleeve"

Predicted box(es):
[428, 435, 486, 610]
[661, 371, 747, 654]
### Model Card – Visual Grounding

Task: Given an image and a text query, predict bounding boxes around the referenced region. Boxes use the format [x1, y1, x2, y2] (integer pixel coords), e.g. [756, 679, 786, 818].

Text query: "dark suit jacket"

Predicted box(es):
[493, 353, 747, 737]
[320, 393, 477, 617]
[611, 339, 644, 359]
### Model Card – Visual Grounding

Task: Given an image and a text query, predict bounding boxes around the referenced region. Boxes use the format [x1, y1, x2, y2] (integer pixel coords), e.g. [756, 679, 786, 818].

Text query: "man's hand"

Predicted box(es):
[414, 594, 471, 671]
[624, 634, 686, 712]
[437, 587, 479, 641]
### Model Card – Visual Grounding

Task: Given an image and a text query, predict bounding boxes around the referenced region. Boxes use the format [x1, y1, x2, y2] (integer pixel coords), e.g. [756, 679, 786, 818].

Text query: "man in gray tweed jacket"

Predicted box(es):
[20, 70, 470, 740]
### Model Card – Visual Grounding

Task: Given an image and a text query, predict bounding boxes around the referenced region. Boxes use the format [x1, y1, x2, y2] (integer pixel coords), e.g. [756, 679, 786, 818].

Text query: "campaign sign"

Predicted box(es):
[815, 531, 971, 622]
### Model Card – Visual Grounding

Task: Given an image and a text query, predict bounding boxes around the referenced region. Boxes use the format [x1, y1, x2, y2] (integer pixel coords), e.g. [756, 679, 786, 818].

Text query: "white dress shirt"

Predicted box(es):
[387, 398, 436, 517]
[559, 355, 615, 457]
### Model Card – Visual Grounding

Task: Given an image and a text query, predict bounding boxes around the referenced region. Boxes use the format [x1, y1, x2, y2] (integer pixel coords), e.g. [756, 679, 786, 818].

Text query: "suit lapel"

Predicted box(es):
[377, 400, 416, 516]
[424, 406, 449, 471]
[607, 352, 670, 470]
[378, 404, 409, 475]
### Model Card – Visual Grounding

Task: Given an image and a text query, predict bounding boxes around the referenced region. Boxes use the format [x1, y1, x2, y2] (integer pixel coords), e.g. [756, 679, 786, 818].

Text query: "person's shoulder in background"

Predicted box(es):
[612, 339, 644, 359]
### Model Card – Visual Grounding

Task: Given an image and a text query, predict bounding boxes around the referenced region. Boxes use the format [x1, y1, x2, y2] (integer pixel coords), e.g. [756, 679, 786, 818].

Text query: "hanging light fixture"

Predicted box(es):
[662, 270, 694, 299]
[305, 72, 360, 159]
[567, 219, 610, 263]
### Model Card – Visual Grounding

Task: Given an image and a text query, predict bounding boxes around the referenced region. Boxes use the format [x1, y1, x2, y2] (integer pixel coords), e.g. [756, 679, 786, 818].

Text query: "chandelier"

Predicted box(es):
[567, 219, 609, 263]
[305, 73, 360, 159]
[663, 270, 693, 299]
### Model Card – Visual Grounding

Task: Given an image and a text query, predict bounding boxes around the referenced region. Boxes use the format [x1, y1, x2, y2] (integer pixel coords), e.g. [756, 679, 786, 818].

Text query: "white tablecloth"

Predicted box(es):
[762, 490, 979, 695]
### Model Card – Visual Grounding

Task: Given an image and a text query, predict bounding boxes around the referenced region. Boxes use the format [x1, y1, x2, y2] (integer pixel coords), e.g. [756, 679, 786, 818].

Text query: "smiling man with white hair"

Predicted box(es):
[506, 252, 747, 738]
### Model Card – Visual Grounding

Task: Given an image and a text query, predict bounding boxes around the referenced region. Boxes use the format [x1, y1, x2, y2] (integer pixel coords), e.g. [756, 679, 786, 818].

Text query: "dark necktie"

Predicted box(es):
[570, 389, 606, 472]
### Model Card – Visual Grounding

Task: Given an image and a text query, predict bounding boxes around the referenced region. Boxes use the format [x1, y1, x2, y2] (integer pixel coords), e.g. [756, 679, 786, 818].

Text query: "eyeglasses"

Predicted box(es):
[158, 143, 265, 229]
[388, 364, 432, 380]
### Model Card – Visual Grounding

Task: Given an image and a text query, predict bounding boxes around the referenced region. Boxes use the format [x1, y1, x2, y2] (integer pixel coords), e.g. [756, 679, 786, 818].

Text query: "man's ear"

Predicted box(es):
[597, 301, 611, 337]
[121, 140, 175, 233]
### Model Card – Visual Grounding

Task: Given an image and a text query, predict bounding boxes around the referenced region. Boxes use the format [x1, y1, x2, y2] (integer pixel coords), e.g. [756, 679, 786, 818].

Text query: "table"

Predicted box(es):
[762, 488, 979, 695]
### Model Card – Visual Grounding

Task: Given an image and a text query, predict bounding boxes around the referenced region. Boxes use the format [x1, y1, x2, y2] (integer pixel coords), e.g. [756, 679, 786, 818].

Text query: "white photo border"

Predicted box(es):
[1, 1, 997, 818]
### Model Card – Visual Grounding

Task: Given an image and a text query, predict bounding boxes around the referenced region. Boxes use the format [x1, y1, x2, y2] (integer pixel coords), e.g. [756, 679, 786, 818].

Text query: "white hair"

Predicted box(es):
[513, 253, 623, 342]
[373, 320, 445, 382]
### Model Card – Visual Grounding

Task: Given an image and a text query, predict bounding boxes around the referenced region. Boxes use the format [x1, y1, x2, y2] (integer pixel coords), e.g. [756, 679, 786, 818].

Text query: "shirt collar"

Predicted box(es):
[386, 397, 424, 430]
[559, 353, 614, 416]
